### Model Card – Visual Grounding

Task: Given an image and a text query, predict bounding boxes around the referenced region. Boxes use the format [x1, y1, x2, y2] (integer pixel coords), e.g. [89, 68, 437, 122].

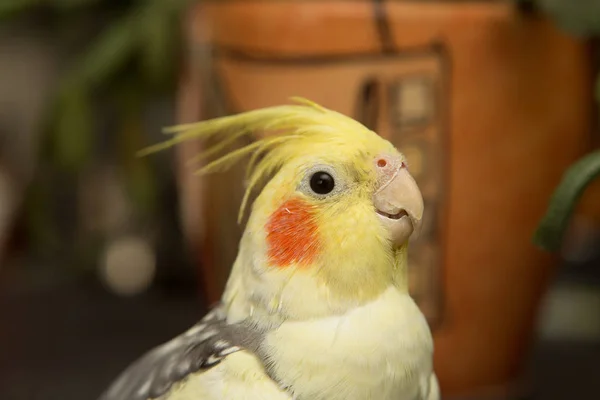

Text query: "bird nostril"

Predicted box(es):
[377, 159, 387, 168]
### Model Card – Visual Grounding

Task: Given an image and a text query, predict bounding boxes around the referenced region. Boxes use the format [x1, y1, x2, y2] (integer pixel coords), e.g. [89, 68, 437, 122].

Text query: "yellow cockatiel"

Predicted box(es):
[99, 98, 439, 400]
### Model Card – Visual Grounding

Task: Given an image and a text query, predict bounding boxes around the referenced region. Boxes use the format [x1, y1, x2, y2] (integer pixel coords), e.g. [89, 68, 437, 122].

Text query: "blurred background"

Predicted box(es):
[1, 1, 600, 399]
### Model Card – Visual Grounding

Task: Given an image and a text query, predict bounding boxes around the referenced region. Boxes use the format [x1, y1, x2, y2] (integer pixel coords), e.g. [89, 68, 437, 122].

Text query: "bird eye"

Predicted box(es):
[309, 171, 335, 195]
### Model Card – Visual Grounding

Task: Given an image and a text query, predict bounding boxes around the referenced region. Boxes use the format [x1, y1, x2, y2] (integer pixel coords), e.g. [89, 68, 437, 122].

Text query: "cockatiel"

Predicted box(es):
[99, 98, 439, 400]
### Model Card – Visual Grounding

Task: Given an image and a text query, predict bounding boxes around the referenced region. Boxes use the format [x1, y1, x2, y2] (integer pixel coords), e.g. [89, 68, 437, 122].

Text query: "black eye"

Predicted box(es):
[309, 171, 335, 195]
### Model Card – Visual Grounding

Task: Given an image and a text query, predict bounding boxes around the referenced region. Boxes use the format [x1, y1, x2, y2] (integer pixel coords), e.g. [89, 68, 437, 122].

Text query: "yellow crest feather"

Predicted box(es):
[138, 97, 376, 223]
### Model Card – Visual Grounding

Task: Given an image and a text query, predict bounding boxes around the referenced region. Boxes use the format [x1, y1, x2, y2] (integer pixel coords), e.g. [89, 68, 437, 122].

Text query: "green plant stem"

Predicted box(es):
[0, 0, 41, 21]
[114, 83, 158, 218]
[63, 8, 138, 90]
[534, 150, 600, 251]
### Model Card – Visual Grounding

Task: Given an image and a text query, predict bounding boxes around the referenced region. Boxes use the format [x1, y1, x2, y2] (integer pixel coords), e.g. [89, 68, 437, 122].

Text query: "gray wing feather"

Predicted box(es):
[98, 306, 257, 400]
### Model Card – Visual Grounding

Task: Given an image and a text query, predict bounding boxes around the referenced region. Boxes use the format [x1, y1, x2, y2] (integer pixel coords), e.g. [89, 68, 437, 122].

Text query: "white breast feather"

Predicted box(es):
[263, 286, 435, 400]
[161, 286, 436, 400]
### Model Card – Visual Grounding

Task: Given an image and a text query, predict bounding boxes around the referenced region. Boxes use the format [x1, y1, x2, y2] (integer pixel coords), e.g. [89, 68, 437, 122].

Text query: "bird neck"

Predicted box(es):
[392, 245, 411, 292]
[222, 232, 412, 327]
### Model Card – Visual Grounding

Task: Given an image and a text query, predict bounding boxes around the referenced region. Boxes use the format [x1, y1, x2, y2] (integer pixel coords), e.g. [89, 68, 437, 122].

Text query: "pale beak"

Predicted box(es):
[373, 155, 424, 247]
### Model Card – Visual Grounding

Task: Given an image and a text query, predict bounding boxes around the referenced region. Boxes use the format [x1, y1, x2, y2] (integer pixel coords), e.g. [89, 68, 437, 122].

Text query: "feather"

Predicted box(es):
[137, 97, 376, 224]
[98, 305, 270, 400]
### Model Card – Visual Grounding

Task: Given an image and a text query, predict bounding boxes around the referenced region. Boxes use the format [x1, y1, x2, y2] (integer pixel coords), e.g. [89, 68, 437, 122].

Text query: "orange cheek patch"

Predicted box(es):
[265, 198, 320, 268]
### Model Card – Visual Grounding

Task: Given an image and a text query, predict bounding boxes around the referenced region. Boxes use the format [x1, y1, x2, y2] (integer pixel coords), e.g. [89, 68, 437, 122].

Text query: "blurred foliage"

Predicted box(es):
[2, 0, 191, 263]
[534, 151, 600, 251]
[518, 0, 600, 250]
[518, 0, 600, 37]
[1, 0, 189, 168]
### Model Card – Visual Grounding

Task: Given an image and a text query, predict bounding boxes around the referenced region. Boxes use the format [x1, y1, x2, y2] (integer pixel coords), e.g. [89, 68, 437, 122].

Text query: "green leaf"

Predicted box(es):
[66, 7, 139, 89]
[52, 86, 94, 171]
[0, 0, 41, 21]
[112, 85, 158, 217]
[530, 0, 600, 37]
[534, 150, 600, 251]
[139, 1, 176, 87]
[49, 0, 101, 9]
[128, 160, 158, 216]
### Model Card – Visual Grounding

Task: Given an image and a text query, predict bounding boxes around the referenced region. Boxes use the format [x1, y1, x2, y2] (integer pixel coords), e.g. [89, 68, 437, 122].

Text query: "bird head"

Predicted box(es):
[141, 98, 423, 322]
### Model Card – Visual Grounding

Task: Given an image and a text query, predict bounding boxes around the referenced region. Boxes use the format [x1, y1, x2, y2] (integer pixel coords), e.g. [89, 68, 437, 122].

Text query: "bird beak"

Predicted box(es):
[373, 157, 424, 247]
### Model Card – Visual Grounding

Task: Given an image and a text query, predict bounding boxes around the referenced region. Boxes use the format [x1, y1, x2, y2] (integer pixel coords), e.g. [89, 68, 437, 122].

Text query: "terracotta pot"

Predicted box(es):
[175, 1, 593, 398]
